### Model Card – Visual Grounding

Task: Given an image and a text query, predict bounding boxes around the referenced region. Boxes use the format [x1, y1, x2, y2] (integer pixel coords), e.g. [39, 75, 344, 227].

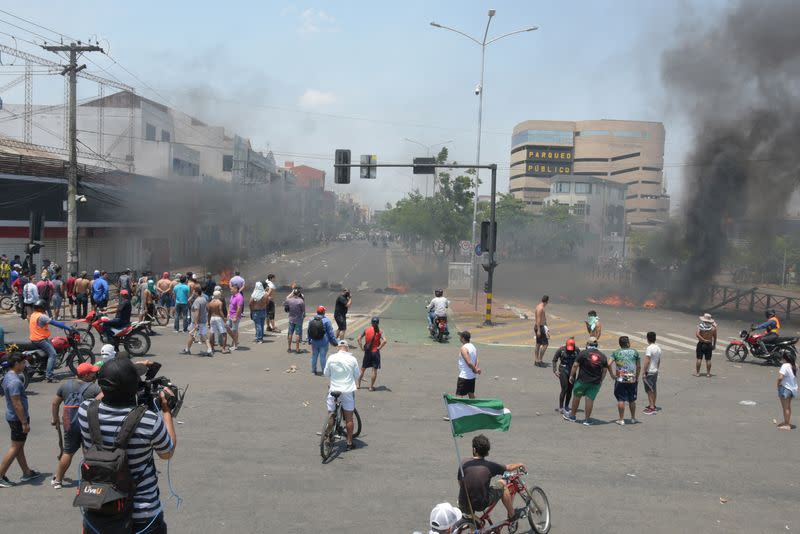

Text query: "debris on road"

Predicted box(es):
[738, 400, 757, 406]
[626, 473, 637, 478]
[719, 497, 728, 504]
[285, 365, 298, 374]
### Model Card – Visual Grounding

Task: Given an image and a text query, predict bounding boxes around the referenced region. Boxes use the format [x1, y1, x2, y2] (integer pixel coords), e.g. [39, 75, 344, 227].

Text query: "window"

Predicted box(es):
[577, 130, 649, 139]
[574, 182, 592, 194]
[512, 129, 573, 146]
[172, 158, 199, 177]
[610, 152, 640, 161]
[161, 130, 171, 142]
[554, 182, 570, 193]
[145, 123, 156, 141]
[610, 167, 639, 176]
[222, 155, 233, 172]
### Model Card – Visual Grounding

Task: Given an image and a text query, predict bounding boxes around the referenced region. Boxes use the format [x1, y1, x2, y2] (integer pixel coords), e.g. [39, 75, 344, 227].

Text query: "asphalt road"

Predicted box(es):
[0, 242, 796, 533]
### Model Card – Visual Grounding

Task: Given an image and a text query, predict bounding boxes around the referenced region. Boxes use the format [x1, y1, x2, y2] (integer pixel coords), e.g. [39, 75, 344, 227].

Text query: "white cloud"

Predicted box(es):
[298, 8, 337, 34]
[298, 89, 336, 109]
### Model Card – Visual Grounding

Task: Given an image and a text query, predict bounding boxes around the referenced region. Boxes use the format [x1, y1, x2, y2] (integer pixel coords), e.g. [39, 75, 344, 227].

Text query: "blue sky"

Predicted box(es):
[1, 0, 728, 208]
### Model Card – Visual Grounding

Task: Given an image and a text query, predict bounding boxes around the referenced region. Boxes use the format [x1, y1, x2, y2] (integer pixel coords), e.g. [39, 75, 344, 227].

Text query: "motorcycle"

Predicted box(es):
[429, 315, 450, 343]
[75, 310, 152, 357]
[725, 328, 798, 365]
[5, 331, 94, 380]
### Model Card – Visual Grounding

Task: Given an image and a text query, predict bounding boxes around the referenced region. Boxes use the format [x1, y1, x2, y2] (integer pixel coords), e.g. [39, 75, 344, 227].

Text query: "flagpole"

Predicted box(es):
[442, 393, 477, 524]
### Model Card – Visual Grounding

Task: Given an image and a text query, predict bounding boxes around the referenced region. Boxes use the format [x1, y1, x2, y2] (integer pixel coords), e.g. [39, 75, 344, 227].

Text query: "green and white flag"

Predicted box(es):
[444, 394, 511, 436]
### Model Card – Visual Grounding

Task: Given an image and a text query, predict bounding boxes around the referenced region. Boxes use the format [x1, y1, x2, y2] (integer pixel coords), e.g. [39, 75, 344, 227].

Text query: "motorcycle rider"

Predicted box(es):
[29, 299, 75, 382]
[426, 289, 450, 330]
[755, 309, 782, 355]
[102, 289, 133, 343]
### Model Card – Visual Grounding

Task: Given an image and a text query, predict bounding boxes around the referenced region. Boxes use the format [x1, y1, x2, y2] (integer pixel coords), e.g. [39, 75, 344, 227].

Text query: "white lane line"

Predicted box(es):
[633, 331, 698, 350]
[664, 333, 704, 344]
[611, 331, 693, 352]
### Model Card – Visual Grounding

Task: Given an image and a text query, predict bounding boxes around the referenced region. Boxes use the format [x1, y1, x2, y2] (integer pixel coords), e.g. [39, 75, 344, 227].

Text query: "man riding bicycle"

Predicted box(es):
[458, 434, 525, 524]
[426, 289, 449, 328]
[323, 339, 360, 450]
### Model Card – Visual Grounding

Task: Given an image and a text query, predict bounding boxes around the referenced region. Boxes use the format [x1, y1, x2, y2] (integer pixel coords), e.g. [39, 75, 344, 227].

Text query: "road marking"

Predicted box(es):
[611, 331, 695, 352]
[308, 280, 322, 289]
[664, 333, 704, 344]
[633, 331, 698, 350]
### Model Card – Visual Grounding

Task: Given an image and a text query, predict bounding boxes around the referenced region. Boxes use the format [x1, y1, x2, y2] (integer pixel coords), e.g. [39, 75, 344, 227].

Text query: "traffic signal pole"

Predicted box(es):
[484, 164, 497, 325]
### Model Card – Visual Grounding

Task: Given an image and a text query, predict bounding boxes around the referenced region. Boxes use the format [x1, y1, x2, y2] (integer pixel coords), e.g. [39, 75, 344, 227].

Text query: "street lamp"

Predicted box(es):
[402, 137, 453, 196]
[430, 10, 537, 307]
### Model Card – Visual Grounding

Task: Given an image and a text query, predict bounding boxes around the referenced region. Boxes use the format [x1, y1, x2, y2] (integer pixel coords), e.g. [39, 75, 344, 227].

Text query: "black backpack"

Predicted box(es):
[74, 401, 147, 522]
[308, 317, 325, 340]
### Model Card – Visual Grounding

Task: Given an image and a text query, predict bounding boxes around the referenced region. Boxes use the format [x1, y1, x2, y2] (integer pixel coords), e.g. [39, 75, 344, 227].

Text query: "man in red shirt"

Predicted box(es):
[65, 272, 77, 318]
[357, 317, 388, 391]
[35, 273, 54, 318]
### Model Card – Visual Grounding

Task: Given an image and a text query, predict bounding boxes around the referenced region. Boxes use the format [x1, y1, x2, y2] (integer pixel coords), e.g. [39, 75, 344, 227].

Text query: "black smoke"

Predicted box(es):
[661, 0, 800, 302]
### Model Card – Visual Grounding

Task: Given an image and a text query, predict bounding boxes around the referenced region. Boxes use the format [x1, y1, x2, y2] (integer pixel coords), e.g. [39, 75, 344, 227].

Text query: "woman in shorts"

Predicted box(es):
[777, 351, 797, 430]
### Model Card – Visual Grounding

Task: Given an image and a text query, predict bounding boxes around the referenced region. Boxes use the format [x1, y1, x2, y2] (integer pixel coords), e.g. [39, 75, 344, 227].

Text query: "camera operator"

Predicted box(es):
[78, 357, 176, 534]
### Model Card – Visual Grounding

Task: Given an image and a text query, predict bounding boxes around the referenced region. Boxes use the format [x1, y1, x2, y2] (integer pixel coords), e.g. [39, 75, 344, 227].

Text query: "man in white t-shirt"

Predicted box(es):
[642, 331, 662, 415]
[426, 289, 450, 327]
[456, 331, 481, 399]
[323, 340, 360, 450]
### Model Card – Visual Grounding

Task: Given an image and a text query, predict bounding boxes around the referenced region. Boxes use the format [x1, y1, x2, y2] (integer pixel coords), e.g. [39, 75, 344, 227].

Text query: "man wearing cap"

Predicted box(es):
[324, 340, 360, 450]
[455, 331, 481, 399]
[91, 270, 109, 311]
[358, 317, 388, 391]
[552, 338, 579, 414]
[695, 313, 717, 377]
[308, 306, 338, 375]
[78, 357, 176, 533]
[564, 337, 611, 425]
[609, 336, 641, 425]
[0, 354, 41, 487]
[50, 362, 102, 489]
[428, 502, 463, 533]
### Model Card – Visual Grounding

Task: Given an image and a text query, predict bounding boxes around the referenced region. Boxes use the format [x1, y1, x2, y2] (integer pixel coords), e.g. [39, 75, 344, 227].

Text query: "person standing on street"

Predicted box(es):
[552, 338, 579, 414]
[182, 287, 211, 356]
[695, 313, 717, 377]
[533, 295, 549, 367]
[156, 272, 172, 309]
[207, 291, 229, 354]
[249, 282, 269, 343]
[609, 336, 641, 425]
[0, 354, 41, 487]
[265, 274, 278, 333]
[307, 305, 338, 375]
[73, 272, 90, 319]
[36, 271, 54, 317]
[564, 337, 610, 426]
[50, 362, 102, 489]
[284, 287, 306, 353]
[202, 272, 216, 300]
[777, 351, 797, 430]
[585, 310, 602, 340]
[455, 331, 480, 399]
[22, 275, 39, 319]
[117, 269, 132, 295]
[229, 271, 245, 292]
[0, 255, 9, 294]
[642, 331, 662, 415]
[51, 273, 64, 320]
[227, 285, 244, 351]
[357, 317, 388, 391]
[323, 340, 360, 450]
[65, 271, 77, 318]
[173, 275, 190, 333]
[91, 270, 109, 311]
[334, 288, 352, 340]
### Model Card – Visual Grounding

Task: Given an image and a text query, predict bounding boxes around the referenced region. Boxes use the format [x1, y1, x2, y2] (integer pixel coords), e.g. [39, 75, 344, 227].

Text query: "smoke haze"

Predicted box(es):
[661, 0, 800, 301]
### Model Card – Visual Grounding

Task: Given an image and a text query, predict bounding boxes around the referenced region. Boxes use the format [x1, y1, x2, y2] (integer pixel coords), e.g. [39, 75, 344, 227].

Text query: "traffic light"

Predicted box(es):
[25, 242, 42, 255]
[480, 221, 497, 252]
[360, 154, 377, 179]
[335, 149, 351, 184]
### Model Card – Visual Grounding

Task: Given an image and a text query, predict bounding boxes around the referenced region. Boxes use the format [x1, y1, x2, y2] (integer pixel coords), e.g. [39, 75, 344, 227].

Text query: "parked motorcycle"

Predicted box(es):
[74, 310, 151, 356]
[429, 315, 450, 343]
[725, 328, 798, 365]
[5, 331, 94, 380]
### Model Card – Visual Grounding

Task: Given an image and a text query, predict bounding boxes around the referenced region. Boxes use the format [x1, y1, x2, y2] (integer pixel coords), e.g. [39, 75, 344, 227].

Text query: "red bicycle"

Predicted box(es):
[455, 467, 550, 534]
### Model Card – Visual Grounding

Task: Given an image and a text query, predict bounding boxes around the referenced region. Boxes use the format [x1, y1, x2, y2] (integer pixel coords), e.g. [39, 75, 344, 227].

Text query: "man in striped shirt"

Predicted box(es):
[78, 358, 176, 534]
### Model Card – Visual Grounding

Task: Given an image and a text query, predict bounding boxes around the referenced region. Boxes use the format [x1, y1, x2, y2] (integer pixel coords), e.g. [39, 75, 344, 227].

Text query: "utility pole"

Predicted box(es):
[42, 42, 103, 275]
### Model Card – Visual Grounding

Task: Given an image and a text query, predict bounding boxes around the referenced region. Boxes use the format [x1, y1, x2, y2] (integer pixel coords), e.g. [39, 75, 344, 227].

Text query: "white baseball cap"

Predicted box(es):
[337, 339, 349, 347]
[429, 502, 462, 533]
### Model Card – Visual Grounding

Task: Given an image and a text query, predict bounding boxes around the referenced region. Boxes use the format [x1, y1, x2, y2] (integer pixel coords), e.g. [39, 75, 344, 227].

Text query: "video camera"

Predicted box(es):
[137, 361, 189, 417]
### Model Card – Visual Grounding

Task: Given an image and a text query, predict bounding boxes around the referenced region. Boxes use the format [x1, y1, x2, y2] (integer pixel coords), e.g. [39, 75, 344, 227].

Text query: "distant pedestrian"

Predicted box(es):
[117, 269, 132, 294]
[207, 290, 228, 354]
[73, 272, 90, 319]
[182, 287, 211, 356]
[334, 288, 352, 340]
[227, 285, 244, 350]
[533, 295, 549, 367]
[0, 354, 42, 487]
[642, 331, 661, 415]
[173, 275, 190, 332]
[552, 338, 579, 414]
[36, 272, 54, 317]
[249, 282, 268, 343]
[51, 274, 64, 320]
[585, 310, 602, 340]
[777, 350, 797, 430]
[265, 274, 278, 333]
[284, 287, 306, 353]
[454, 331, 480, 399]
[169, 273, 180, 316]
[65, 272, 77, 318]
[202, 272, 216, 300]
[157, 272, 172, 308]
[22, 276, 38, 319]
[91, 270, 109, 311]
[695, 313, 717, 377]
[609, 336, 641, 425]
[564, 337, 610, 426]
[358, 317, 388, 391]
[307, 305, 337, 375]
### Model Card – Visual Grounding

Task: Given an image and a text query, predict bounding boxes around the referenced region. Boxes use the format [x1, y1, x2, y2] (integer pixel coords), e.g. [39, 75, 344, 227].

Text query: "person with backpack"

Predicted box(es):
[50, 362, 102, 489]
[76, 357, 176, 534]
[36, 271, 54, 317]
[357, 317, 388, 391]
[307, 306, 338, 375]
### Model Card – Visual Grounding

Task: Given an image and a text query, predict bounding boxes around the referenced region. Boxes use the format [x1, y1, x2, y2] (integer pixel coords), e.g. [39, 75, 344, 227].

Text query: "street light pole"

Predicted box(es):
[402, 138, 453, 197]
[430, 12, 537, 309]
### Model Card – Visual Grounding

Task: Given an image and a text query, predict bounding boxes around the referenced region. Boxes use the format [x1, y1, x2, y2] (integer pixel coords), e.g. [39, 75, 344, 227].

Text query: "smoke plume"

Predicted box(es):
[661, 0, 800, 301]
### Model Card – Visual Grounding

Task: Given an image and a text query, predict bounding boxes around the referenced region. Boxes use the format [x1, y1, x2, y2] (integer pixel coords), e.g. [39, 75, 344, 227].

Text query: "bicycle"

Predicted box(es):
[319, 391, 362, 461]
[455, 467, 550, 534]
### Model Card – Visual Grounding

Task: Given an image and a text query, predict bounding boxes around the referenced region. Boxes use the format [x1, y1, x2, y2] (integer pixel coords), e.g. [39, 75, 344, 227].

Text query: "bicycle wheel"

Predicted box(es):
[525, 486, 551, 534]
[75, 326, 96, 350]
[155, 306, 169, 327]
[454, 518, 479, 533]
[67, 347, 95, 376]
[353, 408, 362, 438]
[0, 296, 13, 311]
[319, 417, 334, 460]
